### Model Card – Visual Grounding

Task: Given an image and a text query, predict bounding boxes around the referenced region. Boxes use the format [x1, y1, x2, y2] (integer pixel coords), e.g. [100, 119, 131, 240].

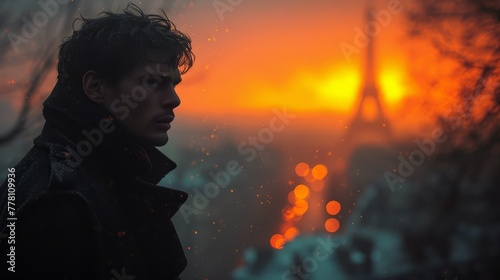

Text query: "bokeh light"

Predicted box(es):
[293, 199, 309, 216]
[275, 161, 338, 250]
[270, 234, 286, 249]
[325, 218, 340, 233]
[293, 184, 310, 199]
[326, 200, 341, 215]
[287, 191, 297, 204]
[284, 227, 300, 241]
[295, 162, 310, 177]
[304, 172, 316, 183]
[282, 205, 295, 221]
[312, 164, 328, 180]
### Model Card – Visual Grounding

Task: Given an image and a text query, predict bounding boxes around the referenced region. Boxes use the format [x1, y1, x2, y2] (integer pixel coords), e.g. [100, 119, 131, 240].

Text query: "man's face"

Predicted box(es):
[100, 51, 182, 146]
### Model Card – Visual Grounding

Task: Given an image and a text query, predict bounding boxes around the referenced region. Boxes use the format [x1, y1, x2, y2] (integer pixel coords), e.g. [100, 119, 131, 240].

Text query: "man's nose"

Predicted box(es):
[162, 86, 181, 108]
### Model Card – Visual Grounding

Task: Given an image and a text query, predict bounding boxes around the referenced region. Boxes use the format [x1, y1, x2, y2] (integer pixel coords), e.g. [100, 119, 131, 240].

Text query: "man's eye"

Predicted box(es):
[146, 78, 157, 86]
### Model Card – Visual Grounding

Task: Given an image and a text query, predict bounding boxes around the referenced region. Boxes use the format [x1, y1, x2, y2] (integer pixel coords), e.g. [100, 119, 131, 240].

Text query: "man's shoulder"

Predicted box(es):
[0, 136, 95, 226]
[2, 145, 52, 206]
[3, 142, 77, 193]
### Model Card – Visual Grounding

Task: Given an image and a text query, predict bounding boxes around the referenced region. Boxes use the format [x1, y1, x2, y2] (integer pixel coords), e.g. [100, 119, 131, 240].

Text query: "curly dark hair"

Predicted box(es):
[57, 3, 194, 85]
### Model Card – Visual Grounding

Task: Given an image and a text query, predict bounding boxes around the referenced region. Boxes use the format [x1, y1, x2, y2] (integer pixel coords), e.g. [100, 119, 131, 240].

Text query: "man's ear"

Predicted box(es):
[82, 71, 106, 104]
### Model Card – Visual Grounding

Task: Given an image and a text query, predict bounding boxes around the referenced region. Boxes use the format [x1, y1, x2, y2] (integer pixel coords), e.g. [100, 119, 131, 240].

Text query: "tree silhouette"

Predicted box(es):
[407, 0, 499, 158]
[404, 0, 500, 270]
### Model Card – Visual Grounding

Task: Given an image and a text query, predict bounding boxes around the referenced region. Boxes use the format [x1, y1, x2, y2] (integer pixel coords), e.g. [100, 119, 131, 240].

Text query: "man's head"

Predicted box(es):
[57, 3, 194, 146]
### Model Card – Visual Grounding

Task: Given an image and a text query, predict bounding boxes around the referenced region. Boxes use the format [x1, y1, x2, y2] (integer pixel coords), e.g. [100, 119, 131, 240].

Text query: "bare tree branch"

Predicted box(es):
[0, 44, 56, 144]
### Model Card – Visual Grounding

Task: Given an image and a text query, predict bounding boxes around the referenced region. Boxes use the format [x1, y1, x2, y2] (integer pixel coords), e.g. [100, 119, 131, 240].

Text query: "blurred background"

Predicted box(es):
[1, 0, 499, 279]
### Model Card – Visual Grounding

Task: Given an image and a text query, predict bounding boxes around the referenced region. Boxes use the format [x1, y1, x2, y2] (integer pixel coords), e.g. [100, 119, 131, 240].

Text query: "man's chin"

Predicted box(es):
[138, 134, 169, 147]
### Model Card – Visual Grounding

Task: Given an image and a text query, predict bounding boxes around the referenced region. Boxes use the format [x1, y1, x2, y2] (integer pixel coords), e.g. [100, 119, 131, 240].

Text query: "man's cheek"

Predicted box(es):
[122, 116, 140, 134]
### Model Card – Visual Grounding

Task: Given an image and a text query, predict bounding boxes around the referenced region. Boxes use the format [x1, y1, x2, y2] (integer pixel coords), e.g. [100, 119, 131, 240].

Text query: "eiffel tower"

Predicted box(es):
[346, 5, 391, 142]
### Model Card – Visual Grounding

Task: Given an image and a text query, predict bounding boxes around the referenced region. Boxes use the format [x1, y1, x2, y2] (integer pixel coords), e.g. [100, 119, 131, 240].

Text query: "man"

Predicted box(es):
[0, 3, 194, 279]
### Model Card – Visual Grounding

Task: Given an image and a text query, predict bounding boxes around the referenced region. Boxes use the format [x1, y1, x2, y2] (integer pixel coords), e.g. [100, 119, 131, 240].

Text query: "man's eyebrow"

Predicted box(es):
[141, 72, 181, 85]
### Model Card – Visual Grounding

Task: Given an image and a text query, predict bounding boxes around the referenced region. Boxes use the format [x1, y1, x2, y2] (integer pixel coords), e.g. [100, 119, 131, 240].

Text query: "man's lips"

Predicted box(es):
[155, 115, 175, 123]
[154, 115, 174, 130]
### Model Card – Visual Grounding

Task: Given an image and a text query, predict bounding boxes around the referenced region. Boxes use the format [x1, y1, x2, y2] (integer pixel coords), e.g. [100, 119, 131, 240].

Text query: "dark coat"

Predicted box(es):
[0, 80, 188, 279]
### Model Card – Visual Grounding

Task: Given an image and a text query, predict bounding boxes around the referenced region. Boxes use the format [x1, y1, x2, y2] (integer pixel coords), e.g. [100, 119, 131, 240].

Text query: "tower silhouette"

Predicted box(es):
[346, 5, 391, 142]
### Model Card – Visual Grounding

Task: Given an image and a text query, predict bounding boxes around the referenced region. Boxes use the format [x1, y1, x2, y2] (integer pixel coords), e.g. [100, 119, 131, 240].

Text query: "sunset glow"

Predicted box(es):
[380, 69, 407, 105]
[173, 1, 431, 123]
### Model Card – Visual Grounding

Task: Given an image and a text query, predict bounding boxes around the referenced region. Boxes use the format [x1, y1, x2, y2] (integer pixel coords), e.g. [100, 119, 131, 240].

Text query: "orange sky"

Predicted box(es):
[170, 0, 418, 117]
